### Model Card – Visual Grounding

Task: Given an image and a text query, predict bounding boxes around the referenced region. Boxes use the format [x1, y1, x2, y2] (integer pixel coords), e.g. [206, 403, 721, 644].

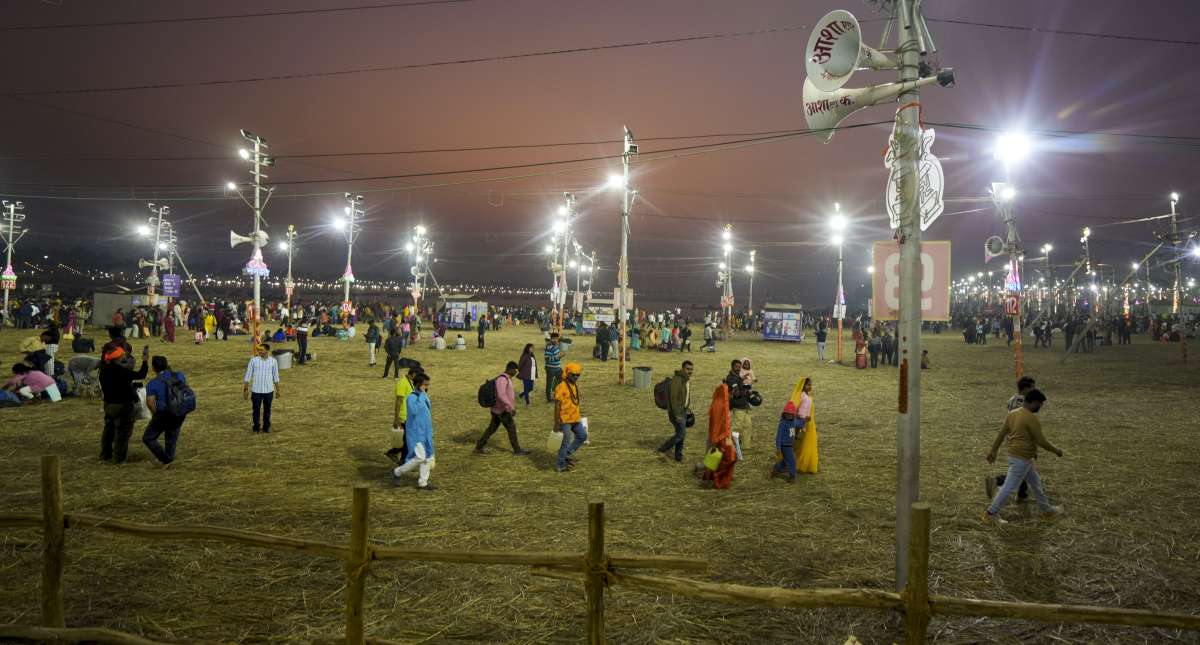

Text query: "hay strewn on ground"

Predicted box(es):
[1, 325, 1198, 643]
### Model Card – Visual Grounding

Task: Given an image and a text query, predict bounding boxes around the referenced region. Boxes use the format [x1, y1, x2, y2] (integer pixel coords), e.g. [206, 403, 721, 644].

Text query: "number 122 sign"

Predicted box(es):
[871, 240, 951, 321]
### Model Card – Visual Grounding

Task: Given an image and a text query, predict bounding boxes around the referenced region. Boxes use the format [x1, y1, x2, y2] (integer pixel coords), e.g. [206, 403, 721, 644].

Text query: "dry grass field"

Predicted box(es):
[1, 323, 1198, 644]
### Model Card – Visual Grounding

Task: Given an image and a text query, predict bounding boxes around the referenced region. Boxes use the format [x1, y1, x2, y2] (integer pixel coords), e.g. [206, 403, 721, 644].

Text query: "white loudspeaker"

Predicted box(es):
[230, 230, 269, 248]
[803, 69, 954, 143]
[138, 258, 169, 270]
[985, 236, 1006, 262]
[805, 10, 898, 93]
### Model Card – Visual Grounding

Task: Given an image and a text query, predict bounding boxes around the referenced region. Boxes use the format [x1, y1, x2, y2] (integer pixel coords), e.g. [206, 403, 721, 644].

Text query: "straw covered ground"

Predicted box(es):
[1, 324, 1198, 644]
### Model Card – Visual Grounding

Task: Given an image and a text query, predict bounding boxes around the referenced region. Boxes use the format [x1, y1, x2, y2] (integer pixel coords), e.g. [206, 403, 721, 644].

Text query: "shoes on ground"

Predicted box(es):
[1040, 505, 1064, 520]
[472, 447, 488, 455]
[982, 511, 1008, 525]
[418, 484, 438, 492]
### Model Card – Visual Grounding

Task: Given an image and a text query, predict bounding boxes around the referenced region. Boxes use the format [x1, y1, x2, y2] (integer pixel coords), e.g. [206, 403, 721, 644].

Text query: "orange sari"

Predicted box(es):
[702, 383, 737, 489]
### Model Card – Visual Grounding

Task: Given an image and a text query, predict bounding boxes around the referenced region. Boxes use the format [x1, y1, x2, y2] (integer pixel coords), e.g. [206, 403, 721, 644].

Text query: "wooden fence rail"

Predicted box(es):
[2, 456, 1199, 643]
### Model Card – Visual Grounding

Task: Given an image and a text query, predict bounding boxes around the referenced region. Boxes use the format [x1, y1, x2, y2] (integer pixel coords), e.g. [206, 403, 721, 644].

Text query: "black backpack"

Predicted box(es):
[653, 377, 672, 410]
[477, 377, 498, 408]
[164, 372, 197, 416]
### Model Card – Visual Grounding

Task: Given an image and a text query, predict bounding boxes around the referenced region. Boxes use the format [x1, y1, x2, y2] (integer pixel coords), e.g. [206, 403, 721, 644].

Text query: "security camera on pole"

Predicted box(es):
[1, 200, 27, 325]
[228, 129, 274, 346]
[803, 0, 954, 590]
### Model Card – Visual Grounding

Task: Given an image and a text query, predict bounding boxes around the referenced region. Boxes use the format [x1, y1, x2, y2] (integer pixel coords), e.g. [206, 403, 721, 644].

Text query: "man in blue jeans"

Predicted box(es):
[243, 343, 281, 433]
[983, 389, 1064, 525]
[143, 356, 188, 465]
[553, 363, 586, 473]
[656, 360, 693, 462]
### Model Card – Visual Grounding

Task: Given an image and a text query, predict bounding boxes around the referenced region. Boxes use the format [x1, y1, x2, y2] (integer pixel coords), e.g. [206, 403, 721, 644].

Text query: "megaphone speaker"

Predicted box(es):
[231, 230, 255, 248]
[803, 74, 946, 143]
[805, 10, 898, 93]
[985, 236, 1006, 262]
[138, 258, 155, 269]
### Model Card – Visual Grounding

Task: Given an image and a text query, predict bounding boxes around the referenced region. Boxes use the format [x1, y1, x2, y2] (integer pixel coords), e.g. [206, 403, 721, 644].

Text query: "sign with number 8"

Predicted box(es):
[871, 240, 951, 321]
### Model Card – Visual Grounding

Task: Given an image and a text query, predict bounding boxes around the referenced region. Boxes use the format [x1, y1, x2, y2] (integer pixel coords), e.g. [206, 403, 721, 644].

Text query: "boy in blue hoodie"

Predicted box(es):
[770, 400, 800, 483]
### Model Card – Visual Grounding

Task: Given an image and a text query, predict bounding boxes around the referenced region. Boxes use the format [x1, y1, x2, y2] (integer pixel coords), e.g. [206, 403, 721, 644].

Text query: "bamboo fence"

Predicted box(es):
[2, 455, 1199, 644]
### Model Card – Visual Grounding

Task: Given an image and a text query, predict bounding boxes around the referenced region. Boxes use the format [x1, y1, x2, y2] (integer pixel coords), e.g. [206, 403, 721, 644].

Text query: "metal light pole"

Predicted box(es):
[1169, 192, 1182, 315]
[1, 200, 27, 323]
[831, 207, 846, 363]
[407, 225, 433, 308]
[615, 127, 638, 385]
[144, 203, 169, 301]
[746, 249, 756, 322]
[1042, 244, 1054, 316]
[340, 193, 364, 316]
[281, 224, 297, 314]
[893, 0, 925, 591]
[722, 225, 733, 337]
[234, 130, 274, 337]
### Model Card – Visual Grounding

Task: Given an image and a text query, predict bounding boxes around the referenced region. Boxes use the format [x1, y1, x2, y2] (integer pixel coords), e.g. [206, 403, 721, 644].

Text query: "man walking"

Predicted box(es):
[98, 344, 149, 463]
[554, 363, 586, 473]
[243, 343, 281, 433]
[382, 328, 403, 378]
[544, 332, 563, 403]
[656, 360, 693, 463]
[987, 376, 1037, 502]
[295, 318, 309, 365]
[142, 355, 190, 465]
[474, 361, 530, 455]
[723, 358, 753, 455]
[983, 389, 1064, 524]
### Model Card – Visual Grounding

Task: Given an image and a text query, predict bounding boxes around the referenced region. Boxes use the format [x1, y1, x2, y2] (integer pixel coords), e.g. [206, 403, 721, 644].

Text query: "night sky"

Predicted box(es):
[1, 0, 1198, 304]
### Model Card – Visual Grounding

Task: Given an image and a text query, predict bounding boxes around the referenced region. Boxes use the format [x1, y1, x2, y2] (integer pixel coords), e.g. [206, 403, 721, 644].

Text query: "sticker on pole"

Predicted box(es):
[885, 128, 944, 232]
[871, 240, 951, 321]
[161, 274, 181, 298]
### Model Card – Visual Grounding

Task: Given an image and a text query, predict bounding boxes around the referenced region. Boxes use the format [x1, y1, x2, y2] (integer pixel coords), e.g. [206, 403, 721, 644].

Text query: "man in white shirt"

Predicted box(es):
[243, 343, 282, 433]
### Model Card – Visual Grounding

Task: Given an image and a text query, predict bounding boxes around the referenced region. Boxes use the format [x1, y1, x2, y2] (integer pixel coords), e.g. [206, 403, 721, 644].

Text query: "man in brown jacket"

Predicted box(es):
[983, 389, 1064, 525]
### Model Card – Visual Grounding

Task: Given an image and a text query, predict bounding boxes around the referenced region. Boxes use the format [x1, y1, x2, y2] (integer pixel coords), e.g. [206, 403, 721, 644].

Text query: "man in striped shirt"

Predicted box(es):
[243, 343, 282, 433]
[543, 333, 563, 404]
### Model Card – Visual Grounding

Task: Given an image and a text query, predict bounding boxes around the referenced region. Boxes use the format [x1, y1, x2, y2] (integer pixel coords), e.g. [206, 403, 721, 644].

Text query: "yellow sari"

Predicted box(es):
[789, 377, 819, 474]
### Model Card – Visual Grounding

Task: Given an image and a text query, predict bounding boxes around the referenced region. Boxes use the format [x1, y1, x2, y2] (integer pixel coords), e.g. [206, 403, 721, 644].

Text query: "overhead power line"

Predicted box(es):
[925, 17, 1200, 47]
[13, 25, 812, 97]
[0, 0, 483, 32]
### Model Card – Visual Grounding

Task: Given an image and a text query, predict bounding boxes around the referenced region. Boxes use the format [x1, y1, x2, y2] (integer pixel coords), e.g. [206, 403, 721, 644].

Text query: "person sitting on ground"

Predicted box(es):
[454, 334, 467, 350]
[920, 349, 930, 370]
[4, 363, 58, 402]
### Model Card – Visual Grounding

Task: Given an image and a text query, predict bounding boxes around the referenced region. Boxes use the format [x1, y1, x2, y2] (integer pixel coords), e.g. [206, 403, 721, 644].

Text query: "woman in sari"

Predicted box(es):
[702, 383, 737, 489]
[788, 376, 819, 474]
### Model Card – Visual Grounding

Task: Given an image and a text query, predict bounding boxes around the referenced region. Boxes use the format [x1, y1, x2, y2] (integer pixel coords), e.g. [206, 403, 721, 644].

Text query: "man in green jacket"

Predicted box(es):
[656, 360, 694, 463]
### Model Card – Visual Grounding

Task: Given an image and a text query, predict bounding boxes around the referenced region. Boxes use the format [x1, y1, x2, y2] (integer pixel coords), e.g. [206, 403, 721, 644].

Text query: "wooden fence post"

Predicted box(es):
[904, 502, 931, 644]
[345, 486, 370, 645]
[40, 455, 66, 628]
[585, 502, 606, 645]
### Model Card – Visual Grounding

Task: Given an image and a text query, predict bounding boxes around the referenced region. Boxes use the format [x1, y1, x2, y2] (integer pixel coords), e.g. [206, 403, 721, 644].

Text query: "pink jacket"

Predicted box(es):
[491, 373, 516, 414]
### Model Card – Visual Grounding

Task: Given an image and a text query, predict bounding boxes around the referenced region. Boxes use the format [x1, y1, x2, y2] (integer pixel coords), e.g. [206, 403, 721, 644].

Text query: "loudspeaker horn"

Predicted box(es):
[805, 9, 898, 92]
[803, 68, 955, 143]
[230, 230, 269, 248]
[984, 236, 1006, 262]
[138, 258, 169, 271]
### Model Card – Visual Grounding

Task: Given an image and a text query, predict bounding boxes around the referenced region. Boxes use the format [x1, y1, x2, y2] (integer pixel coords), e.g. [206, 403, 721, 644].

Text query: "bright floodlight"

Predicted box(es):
[1170, 192, 1180, 202]
[157, 242, 169, 251]
[723, 243, 732, 254]
[1192, 246, 1200, 258]
[831, 234, 844, 247]
[994, 132, 1031, 165]
[830, 214, 847, 232]
[1000, 185, 1017, 201]
[544, 244, 553, 254]
[415, 254, 422, 262]
[238, 148, 250, 160]
[569, 260, 578, 268]
[333, 219, 346, 231]
[1042, 243, 1052, 253]
[405, 242, 415, 253]
[1082, 227, 1091, 238]
[718, 262, 727, 270]
[136, 225, 151, 236]
[278, 241, 289, 251]
[225, 181, 237, 191]
[558, 205, 568, 216]
[552, 220, 567, 234]
[745, 264, 755, 273]
[1132, 262, 1139, 270]
[415, 225, 427, 236]
[344, 206, 352, 215]
[867, 266, 876, 274]
[722, 229, 732, 241]
[607, 174, 623, 189]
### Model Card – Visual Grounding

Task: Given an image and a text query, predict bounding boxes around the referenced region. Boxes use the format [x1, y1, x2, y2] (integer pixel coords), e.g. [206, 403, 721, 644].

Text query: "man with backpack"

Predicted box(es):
[143, 355, 194, 466]
[655, 360, 693, 463]
[473, 361, 530, 455]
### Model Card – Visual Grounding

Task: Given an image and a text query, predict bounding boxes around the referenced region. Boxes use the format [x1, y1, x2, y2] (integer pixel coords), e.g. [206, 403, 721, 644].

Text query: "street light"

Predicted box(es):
[136, 225, 151, 236]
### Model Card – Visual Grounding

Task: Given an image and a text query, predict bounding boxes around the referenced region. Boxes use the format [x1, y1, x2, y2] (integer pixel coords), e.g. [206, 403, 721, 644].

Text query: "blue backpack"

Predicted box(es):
[163, 372, 197, 416]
